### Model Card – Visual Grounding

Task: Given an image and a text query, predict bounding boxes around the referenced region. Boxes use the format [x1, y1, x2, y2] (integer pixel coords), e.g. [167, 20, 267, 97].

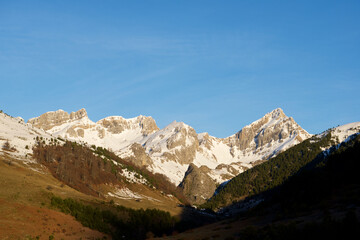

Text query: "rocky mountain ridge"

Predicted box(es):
[2, 108, 358, 205]
[28, 108, 311, 190]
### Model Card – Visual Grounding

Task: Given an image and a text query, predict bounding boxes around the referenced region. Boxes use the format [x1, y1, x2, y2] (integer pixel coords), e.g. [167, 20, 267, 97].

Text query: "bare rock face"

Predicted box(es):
[97, 117, 128, 134]
[28, 108, 88, 131]
[28, 108, 91, 140]
[97, 116, 159, 136]
[70, 108, 88, 120]
[225, 108, 310, 152]
[178, 163, 217, 205]
[198, 133, 213, 150]
[124, 143, 153, 167]
[28, 109, 70, 131]
[138, 116, 159, 136]
[144, 122, 200, 165]
[165, 125, 199, 164]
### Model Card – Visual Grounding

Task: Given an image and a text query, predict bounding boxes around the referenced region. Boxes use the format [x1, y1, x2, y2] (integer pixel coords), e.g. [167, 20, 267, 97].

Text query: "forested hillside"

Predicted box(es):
[33, 140, 188, 203]
[200, 132, 337, 210]
[259, 133, 360, 217]
[235, 133, 360, 240]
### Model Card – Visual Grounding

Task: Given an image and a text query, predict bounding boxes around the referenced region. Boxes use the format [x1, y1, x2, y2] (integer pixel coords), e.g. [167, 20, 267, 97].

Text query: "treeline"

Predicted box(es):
[33, 141, 188, 203]
[200, 132, 335, 210]
[50, 196, 177, 239]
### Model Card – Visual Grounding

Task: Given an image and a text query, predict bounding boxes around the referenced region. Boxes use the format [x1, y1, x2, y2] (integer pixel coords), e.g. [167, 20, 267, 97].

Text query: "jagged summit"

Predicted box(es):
[28, 108, 89, 131]
[97, 115, 159, 136]
[70, 108, 88, 119]
[269, 107, 285, 117]
[225, 107, 310, 155]
[237, 108, 287, 133]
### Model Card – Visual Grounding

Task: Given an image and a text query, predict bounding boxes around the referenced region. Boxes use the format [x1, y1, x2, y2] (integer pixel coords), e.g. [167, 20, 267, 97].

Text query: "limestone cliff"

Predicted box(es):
[98, 115, 159, 136]
[28, 108, 88, 131]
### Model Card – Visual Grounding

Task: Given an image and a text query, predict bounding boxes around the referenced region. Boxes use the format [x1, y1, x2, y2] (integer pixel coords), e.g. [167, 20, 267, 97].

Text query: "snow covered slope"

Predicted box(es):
[315, 122, 360, 151]
[0, 111, 52, 161]
[28, 108, 313, 185]
[329, 122, 360, 143]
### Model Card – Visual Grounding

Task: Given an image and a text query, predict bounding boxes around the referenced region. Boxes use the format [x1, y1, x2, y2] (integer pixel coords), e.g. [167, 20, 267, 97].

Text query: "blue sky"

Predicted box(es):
[1, 0, 359, 137]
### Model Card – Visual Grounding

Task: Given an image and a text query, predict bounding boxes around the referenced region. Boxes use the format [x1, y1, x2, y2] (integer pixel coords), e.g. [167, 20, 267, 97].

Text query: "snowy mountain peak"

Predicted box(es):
[264, 107, 286, 119]
[242, 108, 287, 131]
[228, 108, 311, 151]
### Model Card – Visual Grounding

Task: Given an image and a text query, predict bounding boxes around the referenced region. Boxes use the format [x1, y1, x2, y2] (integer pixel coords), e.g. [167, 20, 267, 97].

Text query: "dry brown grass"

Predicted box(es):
[0, 198, 109, 240]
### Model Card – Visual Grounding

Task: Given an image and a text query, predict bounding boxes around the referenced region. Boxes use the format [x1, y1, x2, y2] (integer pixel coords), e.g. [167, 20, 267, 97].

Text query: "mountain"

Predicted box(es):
[201, 121, 360, 210]
[165, 131, 360, 240]
[2, 107, 359, 238]
[0, 110, 210, 239]
[0, 110, 184, 209]
[28, 108, 312, 204]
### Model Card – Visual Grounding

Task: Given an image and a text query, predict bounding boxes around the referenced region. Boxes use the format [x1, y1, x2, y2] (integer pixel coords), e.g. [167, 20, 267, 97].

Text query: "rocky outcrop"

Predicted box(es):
[138, 116, 160, 136]
[28, 108, 89, 131]
[97, 115, 159, 136]
[178, 163, 217, 205]
[69, 108, 88, 120]
[143, 121, 199, 165]
[124, 143, 153, 167]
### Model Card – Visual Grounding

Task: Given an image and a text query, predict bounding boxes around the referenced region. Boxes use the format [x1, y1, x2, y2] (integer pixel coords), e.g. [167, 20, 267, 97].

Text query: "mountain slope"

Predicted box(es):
[0, 111, 52, 161]
[200, 122, 360, 210]
[160, 132, 360, 240]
